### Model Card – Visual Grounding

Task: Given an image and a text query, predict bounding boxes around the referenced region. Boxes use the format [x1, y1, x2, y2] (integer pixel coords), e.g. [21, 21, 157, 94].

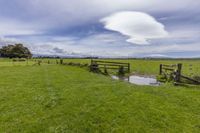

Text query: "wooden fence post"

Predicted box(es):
[104, 65, 108, 74]
[26, 58, 28, 65]
[90, 59, 98, 72]
[38, 60, 41, 66]
[159, 64, 163, 75]
[176, 63, 182, 82]
[60, 59, 63, 64]
[118, 66, 125, 75]
[128, 63, 130, 73]
[90, 60, 93, 71]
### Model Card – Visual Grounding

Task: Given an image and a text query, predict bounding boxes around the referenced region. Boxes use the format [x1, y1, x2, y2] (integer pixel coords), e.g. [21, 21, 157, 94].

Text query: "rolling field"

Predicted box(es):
[0, 59, 200, 132]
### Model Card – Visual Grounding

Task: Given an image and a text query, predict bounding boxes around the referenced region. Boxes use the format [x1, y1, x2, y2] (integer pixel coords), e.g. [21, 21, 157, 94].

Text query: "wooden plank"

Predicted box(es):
[162, 67, 175, 71]
[96, 62, 129, 66]
[98, 66, 129, 70]
[97, 63, 129, 67]
[93, 60, 129, 65]
[181, 75, 200, 84]
[162, 64, 177, 67]
[91, 66, 128, 70]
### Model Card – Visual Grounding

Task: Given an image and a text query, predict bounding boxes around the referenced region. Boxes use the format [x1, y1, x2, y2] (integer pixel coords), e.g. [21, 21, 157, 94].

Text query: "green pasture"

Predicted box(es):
[0, 58, 200, 132]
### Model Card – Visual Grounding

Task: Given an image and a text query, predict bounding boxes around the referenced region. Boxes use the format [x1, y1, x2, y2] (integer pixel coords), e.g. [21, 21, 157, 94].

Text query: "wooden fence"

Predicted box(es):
[12, 58, 29, 65]
[159, 63, 200, 85]
[90, 60, 130, 74]
[160, 63, 182, 82]
[33, 59, 63, 65]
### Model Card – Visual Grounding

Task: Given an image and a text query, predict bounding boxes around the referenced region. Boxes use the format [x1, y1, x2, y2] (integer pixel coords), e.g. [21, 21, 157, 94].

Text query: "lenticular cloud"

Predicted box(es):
[101, 11, 168, 45]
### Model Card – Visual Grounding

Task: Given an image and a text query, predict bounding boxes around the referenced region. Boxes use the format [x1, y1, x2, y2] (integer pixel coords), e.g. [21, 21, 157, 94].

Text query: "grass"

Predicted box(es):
[0, 59, 200, 132]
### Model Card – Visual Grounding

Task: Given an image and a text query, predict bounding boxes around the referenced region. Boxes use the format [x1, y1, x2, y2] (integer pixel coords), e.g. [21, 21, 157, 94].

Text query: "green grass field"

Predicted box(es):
[0, 59, 200, 132]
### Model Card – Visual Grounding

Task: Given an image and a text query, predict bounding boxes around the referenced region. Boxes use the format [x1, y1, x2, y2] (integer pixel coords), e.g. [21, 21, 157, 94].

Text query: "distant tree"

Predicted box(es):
[0, 44, 32, 58]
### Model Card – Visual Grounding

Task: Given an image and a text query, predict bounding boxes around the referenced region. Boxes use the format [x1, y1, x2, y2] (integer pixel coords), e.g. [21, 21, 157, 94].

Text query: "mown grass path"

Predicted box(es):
[0, 65, 200, 132]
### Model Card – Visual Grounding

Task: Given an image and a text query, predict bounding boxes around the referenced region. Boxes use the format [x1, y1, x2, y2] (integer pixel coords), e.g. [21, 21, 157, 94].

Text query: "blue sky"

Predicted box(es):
[0, 0, 200, 57]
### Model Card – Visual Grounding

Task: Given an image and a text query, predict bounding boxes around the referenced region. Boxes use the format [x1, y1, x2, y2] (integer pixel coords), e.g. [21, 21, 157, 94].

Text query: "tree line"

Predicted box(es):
[0, 44, 32, 58]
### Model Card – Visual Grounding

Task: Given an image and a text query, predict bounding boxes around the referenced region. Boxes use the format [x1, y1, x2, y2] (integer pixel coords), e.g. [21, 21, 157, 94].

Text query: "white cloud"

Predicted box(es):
[1, 32, 199, 58]
[0, 18, 41, 36]
[0, 36, 21, 46]
[101, 11, 168, 45]
[147, 54, 168, 58]
[19, 33, 200, 58]
[0, 0, 198, 35]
